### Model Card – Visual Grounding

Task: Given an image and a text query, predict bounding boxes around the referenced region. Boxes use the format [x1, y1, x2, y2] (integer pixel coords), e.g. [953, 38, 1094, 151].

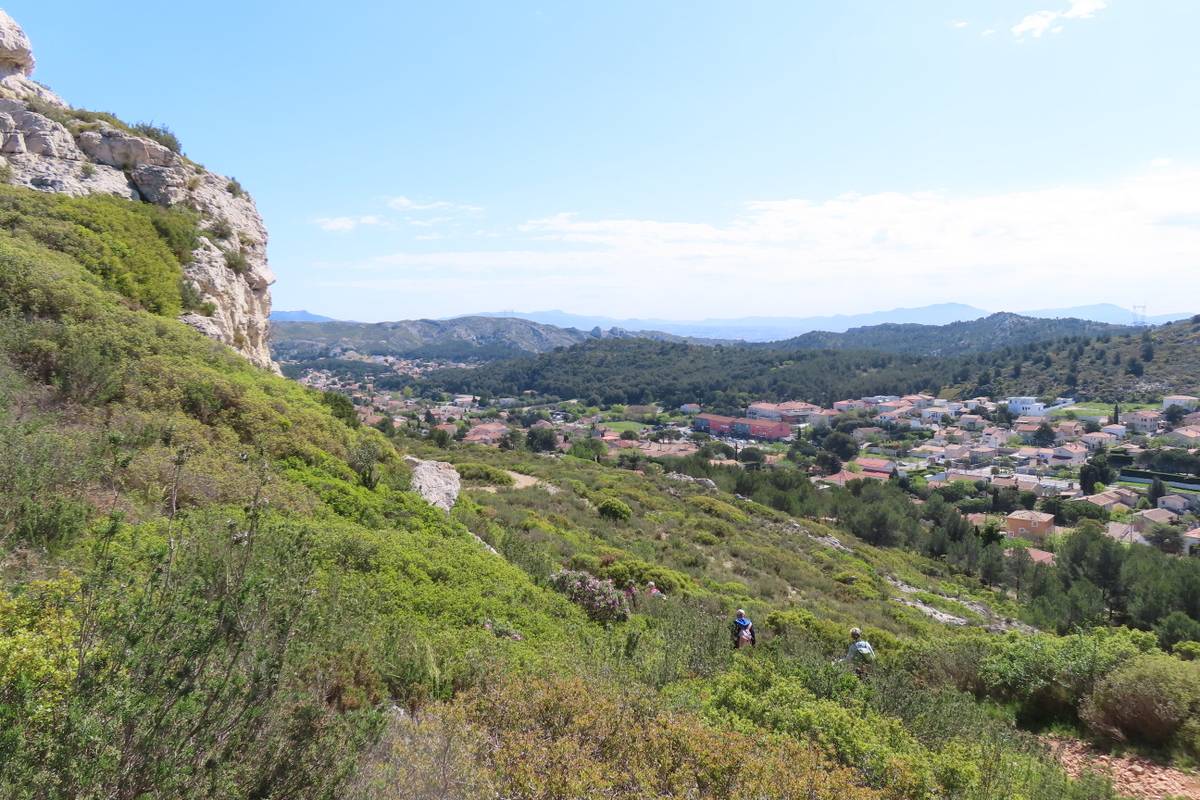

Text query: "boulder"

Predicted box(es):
[405, 457, 462, 512]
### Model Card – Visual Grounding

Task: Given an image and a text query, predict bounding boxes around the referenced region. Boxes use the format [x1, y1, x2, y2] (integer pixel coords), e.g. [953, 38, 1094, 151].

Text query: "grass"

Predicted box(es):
[602, 420, 647, 434]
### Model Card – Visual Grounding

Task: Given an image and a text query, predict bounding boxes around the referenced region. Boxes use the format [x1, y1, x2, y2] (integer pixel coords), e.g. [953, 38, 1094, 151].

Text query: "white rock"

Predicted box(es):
[0, 10, 33, 77]
[405, 457, 462, 512]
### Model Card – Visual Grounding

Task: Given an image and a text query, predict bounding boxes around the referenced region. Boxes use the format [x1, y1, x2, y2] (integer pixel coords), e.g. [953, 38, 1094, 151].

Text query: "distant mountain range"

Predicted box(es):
[269, 316, 704, 362]
[270, 308, 1170, 364]
[269, 309, 337, 323]
[463, 303, 1190, 340]
[272, 302, 1192, 339]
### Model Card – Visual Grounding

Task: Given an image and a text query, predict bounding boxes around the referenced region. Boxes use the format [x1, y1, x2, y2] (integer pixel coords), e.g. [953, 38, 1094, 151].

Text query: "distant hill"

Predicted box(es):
[467, 303, 1192, 341]
[467, 303, 989, 341]
[270, 309, 338, 322]
[1022, 303, 1190, 326]
[270, 315, 707, 361]
[766, 313, 1132, 356]
[425, 314, 1200, 407]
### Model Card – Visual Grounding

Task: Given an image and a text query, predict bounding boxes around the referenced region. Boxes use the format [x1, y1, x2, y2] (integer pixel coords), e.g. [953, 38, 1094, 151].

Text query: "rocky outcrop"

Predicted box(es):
[0, 10, 275, 370]
[405, 457, 462, 512]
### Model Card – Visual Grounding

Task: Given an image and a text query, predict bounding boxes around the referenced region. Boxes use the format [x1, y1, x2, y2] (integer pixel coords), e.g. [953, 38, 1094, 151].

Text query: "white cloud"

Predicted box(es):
[312, 215, 384, 232]
[319, 165, 1200, 318]
[1012, 0, 1106, 38]
[1151, 158, 1173, 168]
[981, 28, 996, 37]
[951, 20, 969, 29]
[386, 195, 482, 213]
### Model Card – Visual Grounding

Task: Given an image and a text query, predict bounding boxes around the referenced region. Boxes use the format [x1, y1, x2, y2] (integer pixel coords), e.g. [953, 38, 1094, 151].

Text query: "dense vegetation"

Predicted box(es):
[427, 318, 1200, 409]
[766, 312, 1132, 357]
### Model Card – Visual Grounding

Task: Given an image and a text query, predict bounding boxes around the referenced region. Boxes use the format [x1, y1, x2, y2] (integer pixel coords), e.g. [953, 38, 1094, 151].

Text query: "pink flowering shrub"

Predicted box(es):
[550, 569, 629, 622]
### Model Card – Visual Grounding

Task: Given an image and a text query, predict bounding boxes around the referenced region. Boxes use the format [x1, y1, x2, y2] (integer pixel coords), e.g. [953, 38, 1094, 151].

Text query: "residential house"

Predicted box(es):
[851, 426, 883, 442]
[1008, 397, 1046, 416]
[1101, 423, 1127, 438]
[1026, 548, 1058, 566]
[958, 414, 984, 430]
[855, 457, 897, 477]
[1132, 507, 1179, 533]
[1123, 410, 1163, 435]
[1081, 487, 1140, 511]
[1163, 395, 1200, 412]
[1081, 431, 1117, 451]
[464, 421, 509, 445]
[693, 414, 736, 436]
[1159, 494, 1193, 515]
[678, 403, 702, 415]
[1184, 528, 1200, 557]
[902, 393, 935, 409]
[1051, 442, 1088, 467]
[731, 418, 792, 441]
[1105, 521, 1146, 546]
[1016, 422, 1043, 443]
[834, 399, 867, 413]
[1006, 510, 1056, 541]
[1054, 420, 1086, 442]
[982, 426, 1011, 449]
[1166, 426, 1200, 447]
[969, 446, 998, 465]
[807, 409, 841, 428]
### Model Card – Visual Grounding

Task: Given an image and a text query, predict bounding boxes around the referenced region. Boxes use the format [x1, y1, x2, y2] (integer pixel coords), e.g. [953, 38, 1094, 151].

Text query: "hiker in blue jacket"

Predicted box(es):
[731, 608, 756, 649]
[844, 627, 875, 676]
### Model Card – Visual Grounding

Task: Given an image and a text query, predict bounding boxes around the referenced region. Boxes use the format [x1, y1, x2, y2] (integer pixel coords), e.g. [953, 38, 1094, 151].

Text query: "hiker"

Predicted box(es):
[844, 627, 875, 676]
[731, 608, 755, 649]
[646, 581, 664, 598]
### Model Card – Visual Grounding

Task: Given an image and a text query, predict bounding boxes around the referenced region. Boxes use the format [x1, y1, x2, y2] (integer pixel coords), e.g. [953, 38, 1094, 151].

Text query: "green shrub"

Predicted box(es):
[455, 462, 514, 486]
[224, 248, 249, 274]
[597, 496, 632, 521]
[1081, 654, 1200, 750]
[130, 121, 182, 154]
[0, 185, 198, 314]
[227, 178, 245, 198]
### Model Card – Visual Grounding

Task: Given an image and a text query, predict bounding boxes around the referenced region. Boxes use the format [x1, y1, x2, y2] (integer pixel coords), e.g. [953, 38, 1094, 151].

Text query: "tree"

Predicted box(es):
[619, 429, 639, 441]
[814, 451, 842, 475]
[1149, 477, 1168, 505]
[526, 427, 559, 452]
[979, 543, 1005, 585]
[499, 429, 524, 451]
[1154, 611, 1200, 651]
[1032, 422, 1056, 447]
[430, 428, 451, 448]
[1165, 405, 1187, 426]
[821, 431, 859, 461]
[1112, 403, 1121, 425]
[1147, 523, 1182, 554]
[568, 438, 607, 461]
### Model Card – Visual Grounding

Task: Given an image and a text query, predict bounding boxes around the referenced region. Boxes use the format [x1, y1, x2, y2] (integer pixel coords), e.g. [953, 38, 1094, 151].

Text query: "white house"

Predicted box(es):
[1163, 395, 1200, 412]
[1007, 397, 1046, 416]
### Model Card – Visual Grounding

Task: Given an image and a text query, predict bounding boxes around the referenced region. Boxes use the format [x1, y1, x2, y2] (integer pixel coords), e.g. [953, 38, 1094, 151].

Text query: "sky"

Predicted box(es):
[10, 1, 1200, 321]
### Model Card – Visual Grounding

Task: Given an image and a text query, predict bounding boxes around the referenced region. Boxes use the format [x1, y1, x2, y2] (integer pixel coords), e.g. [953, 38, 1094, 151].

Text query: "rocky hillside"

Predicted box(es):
[271, 315, 700, 361]
[0, 10, 274, 369]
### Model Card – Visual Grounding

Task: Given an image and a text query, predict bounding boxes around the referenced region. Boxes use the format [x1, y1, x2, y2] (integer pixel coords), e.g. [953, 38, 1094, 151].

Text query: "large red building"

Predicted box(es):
[694, 414, 791, 441]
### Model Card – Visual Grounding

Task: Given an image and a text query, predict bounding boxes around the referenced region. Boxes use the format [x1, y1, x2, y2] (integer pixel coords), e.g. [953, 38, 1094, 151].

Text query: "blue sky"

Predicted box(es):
[11, 1, 1200, 320]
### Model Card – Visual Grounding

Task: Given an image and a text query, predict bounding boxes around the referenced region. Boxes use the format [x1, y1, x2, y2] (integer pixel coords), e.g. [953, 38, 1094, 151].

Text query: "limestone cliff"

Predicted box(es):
[0, 9, 275, 370]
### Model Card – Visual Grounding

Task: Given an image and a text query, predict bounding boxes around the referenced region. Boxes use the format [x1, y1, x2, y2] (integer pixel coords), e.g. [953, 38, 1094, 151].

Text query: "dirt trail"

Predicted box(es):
[1048, 737, 1200, 800]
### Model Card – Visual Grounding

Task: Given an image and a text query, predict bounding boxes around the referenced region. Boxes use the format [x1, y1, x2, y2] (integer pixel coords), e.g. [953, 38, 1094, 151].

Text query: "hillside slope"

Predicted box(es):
[429, 317, 1200, 408]
[769, 312, 1131, 356]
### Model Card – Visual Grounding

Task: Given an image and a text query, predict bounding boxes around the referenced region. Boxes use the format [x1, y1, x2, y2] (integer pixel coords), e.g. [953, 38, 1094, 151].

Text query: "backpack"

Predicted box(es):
[852, 640, 875, 663]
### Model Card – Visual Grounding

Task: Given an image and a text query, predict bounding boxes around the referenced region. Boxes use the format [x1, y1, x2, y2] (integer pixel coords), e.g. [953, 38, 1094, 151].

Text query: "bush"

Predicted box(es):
[224, 248, 250, 275]
[1081, 654, 1200, 750]
[226, 177, 245, 197]
[597, 496, 632, 521]
[454, 462, 514, 486]
[130, 121, 182, 154]
[549, 569, 628, 622]
[0, 184, 198, 314]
